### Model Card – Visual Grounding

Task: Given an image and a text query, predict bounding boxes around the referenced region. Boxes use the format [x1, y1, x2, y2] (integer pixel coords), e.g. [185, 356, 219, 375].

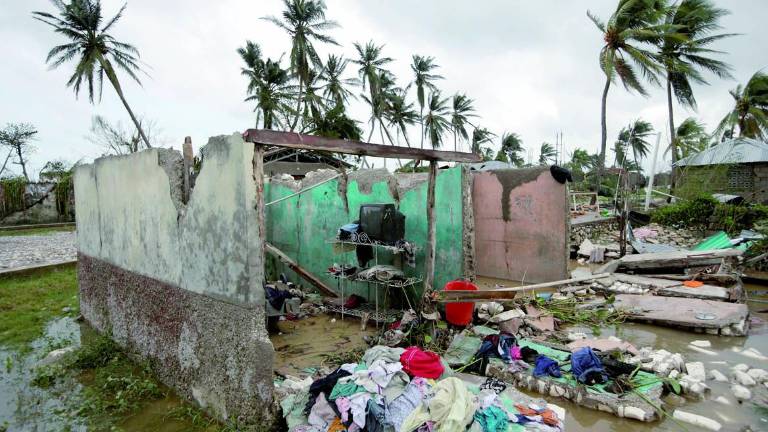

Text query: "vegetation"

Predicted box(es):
[33, 0, 152, 148]
[0, 176, 27, 215]
[669, 117, 710, 160]
[0, 264, 78, 350]
[538, 142, 556, 165]
[615, 119, 655, 173]
[497, 132, 524, 167]
[587, 0, 667, 189]
[658, 0, 734, 187]
[0, 225, 75, 237]
[532, 297, 630, 332]
[411, 55, 444, 149]
[716, 70, 768, 140]
[0, 123, 38, 181]
[88, 115, 161, 155]
[450, 94, 477, 152]
[651, 194, 768, 232]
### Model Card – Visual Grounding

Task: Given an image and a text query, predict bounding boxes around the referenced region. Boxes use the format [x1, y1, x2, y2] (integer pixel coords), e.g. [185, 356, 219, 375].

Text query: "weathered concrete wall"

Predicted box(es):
[74, 134, 274, 423]
[265, 167, 466, 301]
[472, 167, 568, 283]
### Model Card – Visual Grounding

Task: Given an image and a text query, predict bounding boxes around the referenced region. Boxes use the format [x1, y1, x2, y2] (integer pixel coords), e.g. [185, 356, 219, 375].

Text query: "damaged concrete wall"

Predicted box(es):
[472, 167, 568, 283]
[265, 166, 466, 300]
[74, 133, 274, 424]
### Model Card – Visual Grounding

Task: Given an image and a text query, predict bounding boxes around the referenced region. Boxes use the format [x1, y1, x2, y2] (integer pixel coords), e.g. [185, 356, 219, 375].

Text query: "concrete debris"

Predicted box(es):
[36, 346, 77, 367]
[731, 384, 752, 401]
[708, 369, 728, 382]
[567, 338, 639, 356]
[733, 370, 757, 386]
[732, 363, 750, 373]
[685, 362, 707, 381]
[477, 302, 504, 321]
[712, 395, 732, 405]
[688, 344, 717, 356]
[488, 308, 525, 324]
[672, 410, 722, 431]
[746, 368, 768, 383]
[690, 340, 712, 348]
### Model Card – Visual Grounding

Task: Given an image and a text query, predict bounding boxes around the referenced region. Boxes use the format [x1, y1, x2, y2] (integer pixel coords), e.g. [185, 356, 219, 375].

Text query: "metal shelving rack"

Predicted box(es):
[326, 237, 420, 328]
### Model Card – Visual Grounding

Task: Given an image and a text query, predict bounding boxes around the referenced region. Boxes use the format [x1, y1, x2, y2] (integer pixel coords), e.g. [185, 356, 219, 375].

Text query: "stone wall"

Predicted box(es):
[570, 217, 620, 252]
[0, 181, 74, 225]
[678, 163, 768, 203]
[74, 134, 274, 423]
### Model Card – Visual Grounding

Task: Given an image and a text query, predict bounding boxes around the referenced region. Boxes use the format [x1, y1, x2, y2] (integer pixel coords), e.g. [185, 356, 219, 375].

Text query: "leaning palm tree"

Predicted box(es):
[669, 117, 709, 160]
[319, 54, 359, 108]
[587, 0, 668, 186]
[616, 119, 654, 173]
[538, 142, 557, 165]
[499, 132, 525, 167]
[262, 0, 339, 131]
[423, 91, 450, 149]
[353, 41, 393, 142]
[33, 0, 151, 148]
[658, 0, 734, 188]
[238, 41, 295, 130]
[471, 127, 495, 155]
[384, 88, 419, 147]
[411, 55, 444, 148]
[450, 94, 477, 152]
[715, 71, 768, 140]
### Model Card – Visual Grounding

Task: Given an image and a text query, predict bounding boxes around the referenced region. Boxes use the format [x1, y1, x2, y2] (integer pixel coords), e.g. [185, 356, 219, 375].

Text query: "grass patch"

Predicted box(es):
[0, 225, 75, 237]
[0, 264, 78, 350]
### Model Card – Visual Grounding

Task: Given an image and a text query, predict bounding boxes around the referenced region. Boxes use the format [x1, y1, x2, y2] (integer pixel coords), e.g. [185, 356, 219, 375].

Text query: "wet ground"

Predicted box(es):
[0, 317, 208, 432]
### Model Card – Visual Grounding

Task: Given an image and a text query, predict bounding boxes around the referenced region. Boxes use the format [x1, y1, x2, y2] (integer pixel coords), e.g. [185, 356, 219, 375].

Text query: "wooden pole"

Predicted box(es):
[435, 273, 611, 302]
[182, 136, 193, 204]
[424, 160, 438, 292]
[265, 242, 338, 297]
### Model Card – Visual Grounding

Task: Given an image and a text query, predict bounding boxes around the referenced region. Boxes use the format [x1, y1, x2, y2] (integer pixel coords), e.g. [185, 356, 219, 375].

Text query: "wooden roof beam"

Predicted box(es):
[243, 129, 482, 163]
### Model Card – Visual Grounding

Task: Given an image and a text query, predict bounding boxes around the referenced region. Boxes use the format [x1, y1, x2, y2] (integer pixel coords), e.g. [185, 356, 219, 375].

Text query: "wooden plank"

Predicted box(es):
[424, 161, 438, 293]
[243, 129, 481, 163]
[436, 273, 611, 301]
[265, 242, 338, 297]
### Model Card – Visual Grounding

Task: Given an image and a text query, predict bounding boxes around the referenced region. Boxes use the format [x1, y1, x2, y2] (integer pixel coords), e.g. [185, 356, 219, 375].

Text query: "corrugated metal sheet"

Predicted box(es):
[675, 138, 768, 167]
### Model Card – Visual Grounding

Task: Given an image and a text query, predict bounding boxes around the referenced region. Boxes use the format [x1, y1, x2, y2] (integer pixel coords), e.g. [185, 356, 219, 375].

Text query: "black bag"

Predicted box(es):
[359, 204, 405, 243]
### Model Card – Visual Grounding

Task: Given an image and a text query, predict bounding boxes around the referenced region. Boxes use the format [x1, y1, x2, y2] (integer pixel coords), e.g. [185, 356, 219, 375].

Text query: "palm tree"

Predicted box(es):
[423, 91, 450, 149]
[669, 117, 709, 160]
[319, 54, 359, 108]
[616, 119, 654, 172]
[411, 55, 444, 148]
[659, 0, 734, 189]
[538, 142, 557, 165]
[716, 71, 768, 140]
[450, 94, 477, 152]
[587, 0, 668, 186]
[238, 41, 295, 130]
[384, 88, 419, 147]
[471, 127, 495, 155]
[499, 132, 525, 167]
[262, 0, 339, 131]
[33, 0, 151, 148]
[353, 41, 393, 142]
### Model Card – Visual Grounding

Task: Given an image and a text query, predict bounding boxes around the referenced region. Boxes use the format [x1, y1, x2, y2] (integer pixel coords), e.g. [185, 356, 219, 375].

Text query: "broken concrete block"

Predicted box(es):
[747, 368, 768, 383]
[739, 347, 768, 361]
[708, 369, 728, 382]
[690, 340, 712, 348]
[712, 396, 731, 406]
[731, 384, 751, 401]
[733, 370, 757, 386]
[685, 362, 706, 381]
[566, 332, 588, 341]
[672, 410, 722, 431]
[525, 315, 555, 333]
[489, 308, 525, 323]
[578, 239, 595, 257]
[732, 363, 750, 373]
[36, 346, 77, 367]
[688, 344, 717, 356]
[498, 318, 523, 335]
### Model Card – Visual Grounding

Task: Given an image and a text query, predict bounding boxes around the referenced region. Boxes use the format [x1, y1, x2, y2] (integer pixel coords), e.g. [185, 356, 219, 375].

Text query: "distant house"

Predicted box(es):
[675, 138, 768, 203]
[264, 148, 353, 179]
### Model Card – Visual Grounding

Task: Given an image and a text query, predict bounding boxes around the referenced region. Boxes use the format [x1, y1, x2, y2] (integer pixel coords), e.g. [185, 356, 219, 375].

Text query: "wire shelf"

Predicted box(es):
[326, 273, 422, 288]
[327, 238, 419, 252]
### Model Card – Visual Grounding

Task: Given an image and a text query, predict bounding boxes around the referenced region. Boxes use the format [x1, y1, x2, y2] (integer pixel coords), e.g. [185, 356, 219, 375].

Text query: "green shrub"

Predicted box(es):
[651, 195, 718, 227]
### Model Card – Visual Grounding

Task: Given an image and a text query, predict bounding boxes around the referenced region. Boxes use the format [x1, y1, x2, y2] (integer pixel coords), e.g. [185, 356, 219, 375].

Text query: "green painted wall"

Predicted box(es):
[264, 167, 465, 304]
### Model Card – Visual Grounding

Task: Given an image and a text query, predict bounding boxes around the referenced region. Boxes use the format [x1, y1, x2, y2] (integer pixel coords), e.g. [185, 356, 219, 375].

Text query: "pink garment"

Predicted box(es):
[400, 346, 444, 379]
[510, 345, 522, 360]
[335, 397, 351, 423]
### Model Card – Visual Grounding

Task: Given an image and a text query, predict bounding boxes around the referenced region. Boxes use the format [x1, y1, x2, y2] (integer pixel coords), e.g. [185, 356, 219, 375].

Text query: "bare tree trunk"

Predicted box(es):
[667, 78, 677, 194]
[98, 57, 151, 150]
[290, 78, 303, 132]
[420, 106, 425, 149]
[0, 148, 12, 178]
[14, 145, 29, 181]
[597, 76, 611, 194]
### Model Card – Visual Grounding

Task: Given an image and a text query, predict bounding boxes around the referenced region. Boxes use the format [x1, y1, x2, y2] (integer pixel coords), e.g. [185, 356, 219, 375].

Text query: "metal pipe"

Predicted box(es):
[265, 172, 342, 206]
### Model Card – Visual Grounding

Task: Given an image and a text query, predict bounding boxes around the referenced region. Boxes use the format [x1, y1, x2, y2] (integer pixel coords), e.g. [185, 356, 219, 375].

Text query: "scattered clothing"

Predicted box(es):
[356, 265, 405, 282]
[339, 223, 360, 240]
[356, 244, 374, 267]
[305, 368, 351, 414]
[365, 400, 388, 432]
[330, 379, 364, 401]
[570, 347, 607, 385]
[473, 405, 509, 432]
[344, 294, 366, 309]
[549, 165, 573, 184]
[307, 393, 336, 431]
[387, 378, 430, 432]
[475, 333, 517, 363]
[506, 360, 530, 374]
[479, 377, 507, 394]
[363, 346, 406, 365]
[335, 397, 351, 423]
[509, 345, 522, 361]
[520, 346, 539, 364]
[396, 240, 417, 268]
[533, 355, 562, 378]
[400, 377, 475, 432]
[401, 347, 445, 379]
[514, 404, 561, 428]
[354, 359, 407, 399]
[327, 417, 347, 432]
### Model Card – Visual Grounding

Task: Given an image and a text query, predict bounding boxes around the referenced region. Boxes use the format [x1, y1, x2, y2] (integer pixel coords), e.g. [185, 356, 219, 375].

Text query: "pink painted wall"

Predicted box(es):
[472, 167, 568, 283]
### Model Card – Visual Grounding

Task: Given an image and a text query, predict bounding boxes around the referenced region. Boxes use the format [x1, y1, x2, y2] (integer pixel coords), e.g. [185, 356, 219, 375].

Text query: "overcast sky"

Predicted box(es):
[1, 0, 766, 178]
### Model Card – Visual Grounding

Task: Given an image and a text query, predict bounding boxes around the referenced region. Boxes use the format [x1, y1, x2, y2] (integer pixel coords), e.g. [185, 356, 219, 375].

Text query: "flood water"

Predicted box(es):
[0, 317, 208, 432]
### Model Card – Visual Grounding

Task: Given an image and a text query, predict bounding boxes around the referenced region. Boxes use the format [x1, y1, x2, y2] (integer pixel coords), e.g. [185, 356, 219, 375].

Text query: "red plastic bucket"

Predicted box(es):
[444, 280, 477, 326]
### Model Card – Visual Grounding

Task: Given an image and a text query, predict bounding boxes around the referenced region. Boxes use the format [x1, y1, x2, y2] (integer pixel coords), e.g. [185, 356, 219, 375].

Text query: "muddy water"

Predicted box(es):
[0, 317, 207, 432]
[271, 314, 374, 377]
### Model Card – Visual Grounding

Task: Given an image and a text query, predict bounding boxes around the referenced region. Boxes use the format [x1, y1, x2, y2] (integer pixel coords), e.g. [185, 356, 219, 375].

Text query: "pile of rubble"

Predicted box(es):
[632, 223, 705, 249]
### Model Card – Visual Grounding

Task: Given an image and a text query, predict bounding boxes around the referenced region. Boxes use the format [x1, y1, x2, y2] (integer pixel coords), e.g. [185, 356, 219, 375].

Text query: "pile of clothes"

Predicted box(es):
[278, 345, 564, 432]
